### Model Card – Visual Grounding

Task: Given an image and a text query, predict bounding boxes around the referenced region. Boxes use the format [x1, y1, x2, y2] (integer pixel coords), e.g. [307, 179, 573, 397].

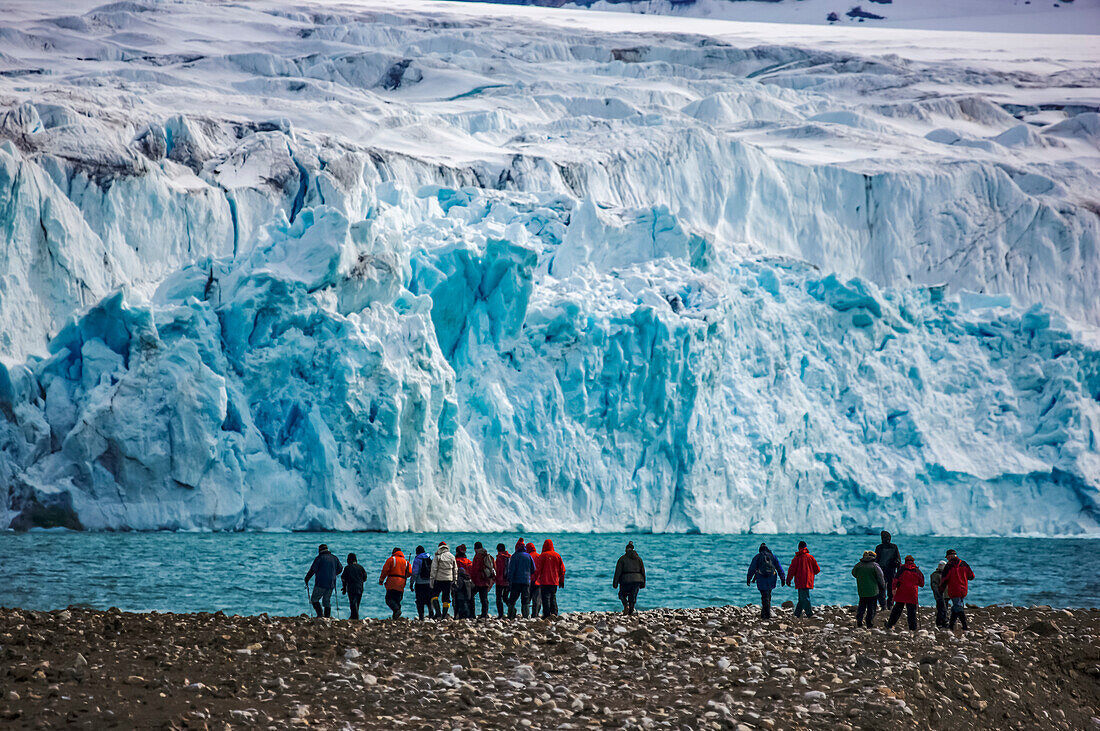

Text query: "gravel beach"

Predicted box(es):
[1, 605, 1098, 730]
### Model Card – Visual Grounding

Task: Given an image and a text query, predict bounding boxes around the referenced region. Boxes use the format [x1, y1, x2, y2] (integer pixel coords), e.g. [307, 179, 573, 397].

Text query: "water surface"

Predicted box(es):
[2, 532, 1096, 618]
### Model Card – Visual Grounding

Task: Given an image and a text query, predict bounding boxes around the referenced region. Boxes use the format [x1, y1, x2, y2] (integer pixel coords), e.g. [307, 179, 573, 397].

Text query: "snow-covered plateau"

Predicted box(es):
[0, 0, 1098, 533]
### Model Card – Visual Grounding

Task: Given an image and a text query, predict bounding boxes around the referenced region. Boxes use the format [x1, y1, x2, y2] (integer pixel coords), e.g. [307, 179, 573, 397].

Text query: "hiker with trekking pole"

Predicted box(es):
[304, 543, 342, 618]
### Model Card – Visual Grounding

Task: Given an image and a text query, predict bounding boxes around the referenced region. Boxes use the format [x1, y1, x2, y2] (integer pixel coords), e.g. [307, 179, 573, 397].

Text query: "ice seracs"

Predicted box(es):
[0, 0, 1098, 533]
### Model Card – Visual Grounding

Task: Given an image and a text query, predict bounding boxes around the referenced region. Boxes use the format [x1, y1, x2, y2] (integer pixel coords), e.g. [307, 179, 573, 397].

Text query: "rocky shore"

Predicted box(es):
[1, 604, 1098, 730]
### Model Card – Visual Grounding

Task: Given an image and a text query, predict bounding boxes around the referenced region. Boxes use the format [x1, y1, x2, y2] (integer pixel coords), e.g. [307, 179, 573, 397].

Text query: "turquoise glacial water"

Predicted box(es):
[2, 532, 1097, 618]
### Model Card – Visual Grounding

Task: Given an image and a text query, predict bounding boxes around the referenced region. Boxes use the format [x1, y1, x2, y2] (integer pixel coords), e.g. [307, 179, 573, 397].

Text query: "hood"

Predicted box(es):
[797, 547, 809, 554]
[497, 549, 510, 557]
[392, 550, 404, 559]
[515, 539, 527, 553]
[902, 559, 917, 568]
[474, 546, 488, 555]
[526, 542, 537, 554]
[542, 539, 554, 552]
[417, 552, 431, 560]
[435, 545, 451, 558]
[625, 548, 638, 560]
[880, 530, 892, 543]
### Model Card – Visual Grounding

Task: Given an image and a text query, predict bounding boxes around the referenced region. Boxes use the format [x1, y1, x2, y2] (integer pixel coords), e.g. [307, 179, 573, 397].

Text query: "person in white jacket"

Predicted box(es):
[429, 541, 458, 618]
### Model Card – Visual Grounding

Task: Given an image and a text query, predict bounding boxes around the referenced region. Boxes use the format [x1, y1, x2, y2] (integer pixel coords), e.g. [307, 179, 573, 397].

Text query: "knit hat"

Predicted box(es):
[937, 560, 947, 569]
[904, 555, 914, 562]
[862, 550, 877, 560]
[318, 544, 328, 552]
[759, 543, 768, 552]
[798, 541, 807, 550]
[626, 541, 634, 550]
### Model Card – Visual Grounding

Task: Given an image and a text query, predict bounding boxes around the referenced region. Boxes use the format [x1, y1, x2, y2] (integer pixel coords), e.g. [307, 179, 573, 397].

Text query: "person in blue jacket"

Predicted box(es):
[505, 538, 536, 618]
[746, 543, 786, 620]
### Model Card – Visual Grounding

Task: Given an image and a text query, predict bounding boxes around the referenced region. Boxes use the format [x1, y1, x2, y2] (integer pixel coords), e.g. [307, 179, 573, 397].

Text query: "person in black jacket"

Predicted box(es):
[874, 531, 902, 609]
[341, 553, 368, 620]
[305, 544, 342, 618]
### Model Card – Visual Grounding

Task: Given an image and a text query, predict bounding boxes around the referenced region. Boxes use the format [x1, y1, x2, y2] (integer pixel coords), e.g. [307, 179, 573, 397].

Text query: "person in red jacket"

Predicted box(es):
[940, 549, 976, 630]
[885, 555, 924, 631]
[535, 539, 565, 618]
[526, 542, 542, 617]
[784, 541, 821, 618]
[494, 543, 511, 618]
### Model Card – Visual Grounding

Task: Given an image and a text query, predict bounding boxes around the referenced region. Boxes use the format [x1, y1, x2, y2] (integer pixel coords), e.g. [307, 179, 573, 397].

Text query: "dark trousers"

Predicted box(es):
[507, 583, 531, 618]
[541, 585, 559, 618]
[495, 585, 508, 618]
[473, 586, 490, 617]
[618, 582, 641, 614]
[414, 583, 436, 619]
[886, 602, 917, 630]
[454, 590, 473, 618]
[759, 589, 772, 619]
[384, 589, 403, 619]
[934, 594, 948, 627]
[347, 591, 363, 620]
[879, 567, 896, 608]
[432, 582, 452, 617]
[857, 596, 878, 626]
[530, 584, 542, 616]
[794, 588, 813, 617]
[949, 596, 969, 630]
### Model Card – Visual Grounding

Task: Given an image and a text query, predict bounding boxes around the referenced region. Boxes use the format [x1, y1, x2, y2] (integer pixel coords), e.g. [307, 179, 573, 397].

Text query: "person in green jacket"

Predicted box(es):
[851, 550, 886, 628]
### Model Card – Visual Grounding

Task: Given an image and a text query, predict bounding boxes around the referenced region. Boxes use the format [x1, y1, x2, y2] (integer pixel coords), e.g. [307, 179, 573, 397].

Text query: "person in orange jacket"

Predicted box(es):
[785, 541, 822, 618]
[535, 539, 565, 618]
[379, 547, 411, 619]
[526, 542, 542, 617]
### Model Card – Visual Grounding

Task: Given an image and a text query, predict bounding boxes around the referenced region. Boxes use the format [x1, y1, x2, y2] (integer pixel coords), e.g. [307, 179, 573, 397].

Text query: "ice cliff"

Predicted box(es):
[0, 0, 1098, 533]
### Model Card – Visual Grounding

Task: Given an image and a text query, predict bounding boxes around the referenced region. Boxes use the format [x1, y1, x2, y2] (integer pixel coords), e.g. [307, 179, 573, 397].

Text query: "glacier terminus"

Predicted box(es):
[0, 0, 1098, 534]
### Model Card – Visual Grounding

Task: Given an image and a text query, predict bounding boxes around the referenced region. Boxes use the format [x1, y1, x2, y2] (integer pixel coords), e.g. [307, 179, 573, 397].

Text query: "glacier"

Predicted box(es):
[0, 0, 1098, 533]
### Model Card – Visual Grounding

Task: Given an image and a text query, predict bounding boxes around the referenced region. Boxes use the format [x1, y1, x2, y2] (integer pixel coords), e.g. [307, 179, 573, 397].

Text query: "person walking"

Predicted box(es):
[526, 542, 542, 617]
[340, 553, 368, 620]
[885, 555, 924, 631]
[536, 539, 565, 618]
[505, 538, 536, 618]
[429, 541, 458, 618]
[875, 531, 902, 609]
[852, 550, 886, 628]
[785, 541, 821, 618]
[930, 560, 949, 627]
[613, 541, 646, 616]
[746, 543, 785, 620]
[940, 549, 975, 631]
[409, 545, 437, 620]
[471, 541, 496, 618]
[304, 544, 342, 618]
[379, 547, 411, 620]
[494, 542, 511, 618]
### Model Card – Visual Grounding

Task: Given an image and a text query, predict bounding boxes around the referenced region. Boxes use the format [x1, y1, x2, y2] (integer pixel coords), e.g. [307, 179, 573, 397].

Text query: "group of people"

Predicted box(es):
[305, 538, 583, 621]
[306, 531, 974, 629]
[747, 531, 976, 630]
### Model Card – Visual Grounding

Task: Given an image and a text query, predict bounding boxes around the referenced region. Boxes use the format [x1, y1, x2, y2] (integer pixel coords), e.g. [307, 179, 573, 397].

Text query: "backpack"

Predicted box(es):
[419, 556, 432, 580]
[481, 553, 496, 582]
[454, 570, 471, 596]
[759, 553, 776, 577]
